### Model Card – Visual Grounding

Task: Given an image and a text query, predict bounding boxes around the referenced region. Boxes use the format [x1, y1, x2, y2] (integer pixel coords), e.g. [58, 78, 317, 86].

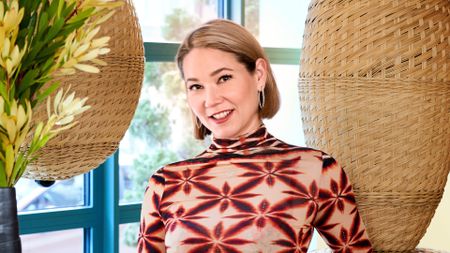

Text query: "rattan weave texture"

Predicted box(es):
[299, 0, 450, 251]
[24, 0, 144, 180]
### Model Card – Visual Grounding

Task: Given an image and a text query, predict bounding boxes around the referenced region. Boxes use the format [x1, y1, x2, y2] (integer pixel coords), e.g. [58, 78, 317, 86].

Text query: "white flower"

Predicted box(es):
[47, 87, 91, 127]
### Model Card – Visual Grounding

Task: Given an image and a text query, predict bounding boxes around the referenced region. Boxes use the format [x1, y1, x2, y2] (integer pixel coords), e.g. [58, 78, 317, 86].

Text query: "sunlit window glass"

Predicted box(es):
[245, 0, 309, 48]
[132, 0, 218, 42]
[21, 229, 83, 253]
[120, 223, 139, 253]
[264, 64, 304, 146]
[16, 175, 85, 213]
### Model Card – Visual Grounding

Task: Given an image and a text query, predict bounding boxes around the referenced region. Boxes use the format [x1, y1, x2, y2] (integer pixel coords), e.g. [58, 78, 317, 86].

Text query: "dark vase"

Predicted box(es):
[0, 187, 22, 252]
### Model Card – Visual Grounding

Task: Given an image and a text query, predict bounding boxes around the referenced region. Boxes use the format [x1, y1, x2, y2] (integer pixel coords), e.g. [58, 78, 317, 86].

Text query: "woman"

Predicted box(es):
[138, 19, 372, 253]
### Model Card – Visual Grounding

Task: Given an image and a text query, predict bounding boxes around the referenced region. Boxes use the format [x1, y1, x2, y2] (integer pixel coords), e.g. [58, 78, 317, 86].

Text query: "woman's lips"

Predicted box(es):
[209, 109, 233, 124]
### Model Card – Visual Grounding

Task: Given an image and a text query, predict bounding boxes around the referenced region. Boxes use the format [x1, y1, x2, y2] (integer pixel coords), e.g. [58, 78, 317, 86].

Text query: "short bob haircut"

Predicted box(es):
[176, 19, 280, 140]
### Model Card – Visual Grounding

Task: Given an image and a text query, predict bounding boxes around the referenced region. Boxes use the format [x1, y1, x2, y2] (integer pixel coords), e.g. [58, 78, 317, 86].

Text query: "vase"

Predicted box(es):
[0, 187, 22, 252]
[23, 0, 144, 181]
[298, 0, 450, 251]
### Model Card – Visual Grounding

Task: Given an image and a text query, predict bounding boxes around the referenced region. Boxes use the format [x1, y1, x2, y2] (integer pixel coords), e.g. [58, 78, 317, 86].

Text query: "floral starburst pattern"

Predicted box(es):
[163, 163, 217, 199]
[182, 221, 254, 253]
[272, 227, 312, 253]
[138, 170, 166, 253]
[138, 125, 373, 252]
[235, 156, 303, 189]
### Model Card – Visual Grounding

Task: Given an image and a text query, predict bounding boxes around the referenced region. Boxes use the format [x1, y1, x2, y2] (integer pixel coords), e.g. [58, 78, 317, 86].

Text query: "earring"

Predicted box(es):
[195, 117, 202, 129]
[258, 89, 265, 109]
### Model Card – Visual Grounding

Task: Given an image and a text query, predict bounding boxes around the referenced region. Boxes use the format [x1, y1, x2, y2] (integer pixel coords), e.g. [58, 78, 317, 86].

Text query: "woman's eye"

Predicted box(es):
[188, 84, 202, 91]
[218, 74, 232, 83]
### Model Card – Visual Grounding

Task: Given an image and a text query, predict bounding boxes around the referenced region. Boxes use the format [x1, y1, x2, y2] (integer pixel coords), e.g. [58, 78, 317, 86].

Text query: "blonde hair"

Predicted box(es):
[176, 19, 280, 139]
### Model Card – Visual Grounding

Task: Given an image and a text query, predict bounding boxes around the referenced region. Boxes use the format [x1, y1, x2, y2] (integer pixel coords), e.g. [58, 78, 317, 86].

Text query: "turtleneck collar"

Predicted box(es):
[207, 124, 271, 154]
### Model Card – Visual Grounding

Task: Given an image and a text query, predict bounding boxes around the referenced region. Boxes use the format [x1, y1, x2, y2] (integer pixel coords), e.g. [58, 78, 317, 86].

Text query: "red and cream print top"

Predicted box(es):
[138, 125, 373, 253]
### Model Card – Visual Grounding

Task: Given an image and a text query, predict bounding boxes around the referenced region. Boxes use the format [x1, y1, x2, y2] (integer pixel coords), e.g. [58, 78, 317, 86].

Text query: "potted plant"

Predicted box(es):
[0, 0, 122, 251]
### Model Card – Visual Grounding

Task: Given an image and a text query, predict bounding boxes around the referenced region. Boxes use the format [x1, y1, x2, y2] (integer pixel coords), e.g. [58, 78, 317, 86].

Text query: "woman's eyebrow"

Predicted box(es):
[186, 77, 199, 83]
[185, 67, 234, 83]
[210, 67, 233, 77]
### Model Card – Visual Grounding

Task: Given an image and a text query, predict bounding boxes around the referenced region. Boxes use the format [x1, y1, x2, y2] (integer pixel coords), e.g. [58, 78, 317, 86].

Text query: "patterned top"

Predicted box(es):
[138, 125, 373, 253]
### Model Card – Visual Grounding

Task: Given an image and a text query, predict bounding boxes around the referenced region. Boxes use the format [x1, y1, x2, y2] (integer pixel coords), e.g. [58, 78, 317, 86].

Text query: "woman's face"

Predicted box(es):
[183, 48, 267, 139]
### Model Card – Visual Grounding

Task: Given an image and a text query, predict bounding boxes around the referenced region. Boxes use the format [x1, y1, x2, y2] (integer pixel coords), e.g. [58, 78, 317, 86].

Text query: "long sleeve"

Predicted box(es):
[313, 153, 373, 253]
[138, 169, 166, 253]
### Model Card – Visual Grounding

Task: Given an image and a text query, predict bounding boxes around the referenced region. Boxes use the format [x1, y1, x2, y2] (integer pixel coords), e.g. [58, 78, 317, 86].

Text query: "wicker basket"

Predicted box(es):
[23, 0, 144, 180]
[298, 0, 450, 251]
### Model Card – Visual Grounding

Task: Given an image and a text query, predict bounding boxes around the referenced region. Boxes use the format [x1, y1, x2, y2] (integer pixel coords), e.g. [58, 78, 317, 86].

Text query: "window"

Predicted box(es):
[21, 229, 84, 253]
[18, 1, 321, 252]
[17, 176, 85, 212]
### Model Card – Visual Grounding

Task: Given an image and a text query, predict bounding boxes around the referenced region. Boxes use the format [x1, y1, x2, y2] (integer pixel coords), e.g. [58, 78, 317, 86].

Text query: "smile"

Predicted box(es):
[210, 110, 233, 120]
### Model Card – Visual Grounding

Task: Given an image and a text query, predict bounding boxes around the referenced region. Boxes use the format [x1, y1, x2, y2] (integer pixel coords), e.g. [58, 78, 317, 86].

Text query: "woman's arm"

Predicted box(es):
[313, 153, 372, 253]
[138, 169, 166, 253]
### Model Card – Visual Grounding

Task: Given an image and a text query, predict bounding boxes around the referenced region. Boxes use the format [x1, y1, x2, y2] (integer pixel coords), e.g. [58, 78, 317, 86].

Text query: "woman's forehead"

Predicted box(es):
[183, 48, 243, 77]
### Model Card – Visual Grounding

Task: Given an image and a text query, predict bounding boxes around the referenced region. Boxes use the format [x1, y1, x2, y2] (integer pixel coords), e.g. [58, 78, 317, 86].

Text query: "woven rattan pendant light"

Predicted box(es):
[299, 0, 450, 251]
[23, 0, 144, 180]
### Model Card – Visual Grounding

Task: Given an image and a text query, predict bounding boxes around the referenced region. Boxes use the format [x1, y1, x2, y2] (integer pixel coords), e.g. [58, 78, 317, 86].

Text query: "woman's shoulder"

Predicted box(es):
[272, 137, 325, 158]
[155, 151, 211, 172]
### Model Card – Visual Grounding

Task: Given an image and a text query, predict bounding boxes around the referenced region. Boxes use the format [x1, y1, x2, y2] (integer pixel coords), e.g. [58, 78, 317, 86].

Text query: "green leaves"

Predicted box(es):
[0, 162, 7, 186]
[68, 7, 96, 24]
[1, 0, 121, 187]
[46, 0, 61, 20]
[37, 11, 49, 38]
[17, 0, 91, 105]
[46, 17, 65, 42]
[10, 0, 121, 107]
[10, 152, 26, 186]
[17, 69, 38, 96]
[0, 81, 8, 101]
[35, 81, 60, 105]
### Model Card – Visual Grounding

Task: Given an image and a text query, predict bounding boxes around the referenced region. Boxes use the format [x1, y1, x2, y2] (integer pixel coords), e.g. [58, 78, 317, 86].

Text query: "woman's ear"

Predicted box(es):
[255, 58, 268, 90]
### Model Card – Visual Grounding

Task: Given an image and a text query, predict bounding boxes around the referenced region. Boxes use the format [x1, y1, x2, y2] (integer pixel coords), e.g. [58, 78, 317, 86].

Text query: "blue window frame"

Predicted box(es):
[18, 1, 301, 252]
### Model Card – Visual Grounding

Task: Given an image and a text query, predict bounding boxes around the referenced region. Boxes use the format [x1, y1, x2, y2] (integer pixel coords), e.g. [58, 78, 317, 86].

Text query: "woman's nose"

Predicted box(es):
[204, 86, 221, 107]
